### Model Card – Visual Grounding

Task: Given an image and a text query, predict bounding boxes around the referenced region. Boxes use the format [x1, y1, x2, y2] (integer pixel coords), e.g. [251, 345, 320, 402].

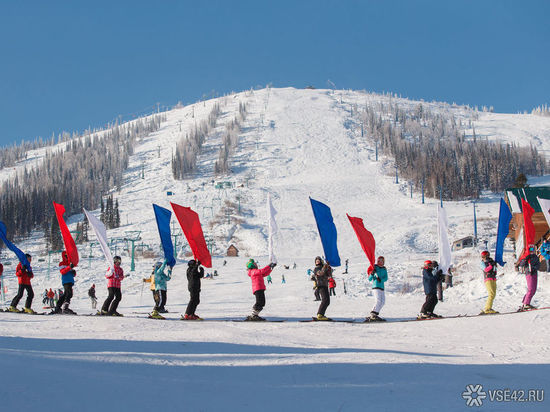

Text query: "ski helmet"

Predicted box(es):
[423, 260, 432, 268]
[481, 251, 490, 257]
[247, 259, 257, 269]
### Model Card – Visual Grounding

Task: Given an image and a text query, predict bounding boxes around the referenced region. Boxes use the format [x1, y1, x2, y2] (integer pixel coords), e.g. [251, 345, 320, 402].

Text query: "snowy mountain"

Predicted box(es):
[1, 87, 550, 411]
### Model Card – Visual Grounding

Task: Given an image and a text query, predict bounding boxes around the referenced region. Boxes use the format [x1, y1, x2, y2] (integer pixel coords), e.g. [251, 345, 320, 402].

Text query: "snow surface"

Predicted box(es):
[1, 88, 550, 411]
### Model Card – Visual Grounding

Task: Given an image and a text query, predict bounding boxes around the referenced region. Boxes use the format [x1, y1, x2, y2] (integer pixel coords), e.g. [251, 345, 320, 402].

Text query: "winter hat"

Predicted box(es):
[188, 259, 197, 267]
[423, 260, 432, 268]
[314, 256, 324, 266]
[247, 259, 257, 269]
[481, 251, 490, 257]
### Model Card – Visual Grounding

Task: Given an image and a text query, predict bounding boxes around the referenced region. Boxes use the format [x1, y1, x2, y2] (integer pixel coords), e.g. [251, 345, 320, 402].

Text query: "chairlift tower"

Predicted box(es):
[124, 231, 142, 272]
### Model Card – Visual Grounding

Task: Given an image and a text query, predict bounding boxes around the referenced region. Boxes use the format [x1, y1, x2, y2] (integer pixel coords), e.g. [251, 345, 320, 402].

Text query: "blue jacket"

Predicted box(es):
[541, 242, 550, 260]
[154, 262, 172, 291]
[368, 265, 388, 290]
[422, 268, 440, 295]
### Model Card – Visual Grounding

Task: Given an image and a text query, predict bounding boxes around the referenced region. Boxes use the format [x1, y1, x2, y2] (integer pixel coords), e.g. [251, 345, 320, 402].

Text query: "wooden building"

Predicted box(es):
[226, 244, 239, 257]
[504, 187, 550, 263]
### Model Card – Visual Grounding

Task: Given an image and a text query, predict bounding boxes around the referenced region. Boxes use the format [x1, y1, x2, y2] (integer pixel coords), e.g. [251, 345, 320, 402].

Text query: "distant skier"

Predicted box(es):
[183, 259, 203, 320]
[246, 258, 276, 321]
[367, 256, 388, 322]
[540, 237, 550, 272]
[100, 255, 124, 316]
[281, 274, 286, 284]
[311, 256, 332, 321]
[266, 274, 272, 284]
[344, 259, 349, 274]
[47, 288, 55, 307]
[432, 260, 444, 302]
[418, 260, 441, 319]
[8, 254, 36, 314]
[88, 284, 97, 310]
[292, 262, 296, 269]
[480, 251, 498, 314]
[52, 251, 77, 314]
[518, 245, 540, 311]
[328, 276, 336, 296]
[42, 289, 49, 306]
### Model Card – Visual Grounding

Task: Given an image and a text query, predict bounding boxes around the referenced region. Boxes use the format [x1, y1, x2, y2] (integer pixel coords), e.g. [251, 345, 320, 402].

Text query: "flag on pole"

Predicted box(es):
[520, 199, 535, 259]
[53, 202, 79, 266]
[170, 202, 212, 268]
[153, 204, 176, 267]
[267, 193, 278, 264]
[83, 208, 114, 273]
[0, 221, 31, 269]
[309, 197, 341, 266]
[346, 214, 376, 273]
[495, 198, 512, 266]
[437, 205, 452, 275]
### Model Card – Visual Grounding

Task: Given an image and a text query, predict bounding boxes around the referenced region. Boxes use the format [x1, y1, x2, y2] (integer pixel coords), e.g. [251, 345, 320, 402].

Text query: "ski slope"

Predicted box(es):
[1, 87, 550, 411]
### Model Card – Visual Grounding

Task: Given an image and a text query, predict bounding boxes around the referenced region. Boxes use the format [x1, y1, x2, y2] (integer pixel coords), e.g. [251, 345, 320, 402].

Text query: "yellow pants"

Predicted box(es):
[484, 280, 497, 311]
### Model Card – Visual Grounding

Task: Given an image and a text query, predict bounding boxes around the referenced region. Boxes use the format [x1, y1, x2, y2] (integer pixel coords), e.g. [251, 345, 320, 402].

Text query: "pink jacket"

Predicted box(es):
[248, 265, 272, 293]
[106, 265, 124, 288]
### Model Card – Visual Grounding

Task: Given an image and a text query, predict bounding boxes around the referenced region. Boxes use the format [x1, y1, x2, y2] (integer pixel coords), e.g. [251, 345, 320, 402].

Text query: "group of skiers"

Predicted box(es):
[1, 246, 544, 321]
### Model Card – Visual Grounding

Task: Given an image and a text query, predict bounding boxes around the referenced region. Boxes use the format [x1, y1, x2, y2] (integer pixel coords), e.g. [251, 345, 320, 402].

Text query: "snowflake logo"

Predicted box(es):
[462, 384, 487, 407]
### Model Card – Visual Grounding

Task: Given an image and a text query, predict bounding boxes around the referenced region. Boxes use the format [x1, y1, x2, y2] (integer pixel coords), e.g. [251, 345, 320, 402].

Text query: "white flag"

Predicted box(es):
[437, 204, 452, 275]
[537, 197, 550, 228]
[267, 193, 278, 263]
[84, 208, 114, 274]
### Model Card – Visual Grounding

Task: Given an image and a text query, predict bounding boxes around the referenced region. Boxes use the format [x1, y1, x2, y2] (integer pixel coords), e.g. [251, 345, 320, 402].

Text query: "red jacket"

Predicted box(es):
[106, 265, 124, 288]
[248, 265, 272, 293]
[16, 262, 33, 285]
[328, 277, 336, 288]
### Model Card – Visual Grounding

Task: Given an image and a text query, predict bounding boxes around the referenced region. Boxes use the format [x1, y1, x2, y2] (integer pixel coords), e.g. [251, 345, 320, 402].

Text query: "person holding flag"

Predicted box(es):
[367, 256, 388, 322]
[100, 255, 125, 316]
[518, 244, 540, 311]
[8, 253, 36, 314]
[183, 259, 204, 320]
[51, 251, 77, 314]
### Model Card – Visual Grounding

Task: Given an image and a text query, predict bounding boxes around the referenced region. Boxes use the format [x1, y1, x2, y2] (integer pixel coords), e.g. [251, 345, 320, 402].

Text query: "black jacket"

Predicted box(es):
[187, 264, 204, 292]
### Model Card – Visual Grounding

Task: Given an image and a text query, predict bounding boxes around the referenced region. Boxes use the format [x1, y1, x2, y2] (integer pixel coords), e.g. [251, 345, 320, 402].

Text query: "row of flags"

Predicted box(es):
[0, 193, 547, 275]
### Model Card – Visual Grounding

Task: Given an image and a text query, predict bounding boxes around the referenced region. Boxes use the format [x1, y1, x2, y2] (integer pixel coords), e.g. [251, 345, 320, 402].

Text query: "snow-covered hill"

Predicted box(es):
[1, 87, 550, 411]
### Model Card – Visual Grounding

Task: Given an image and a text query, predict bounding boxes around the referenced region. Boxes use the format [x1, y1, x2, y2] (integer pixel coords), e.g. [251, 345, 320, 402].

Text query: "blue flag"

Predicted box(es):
[495, 198, 512, 266]
[0, 221, 31, 269]
[153, 204, 176, 267]
[309, 197, 341, 267]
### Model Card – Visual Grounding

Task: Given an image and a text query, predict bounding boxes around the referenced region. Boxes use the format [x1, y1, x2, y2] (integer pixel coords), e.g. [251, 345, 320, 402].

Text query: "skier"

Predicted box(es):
[183, 259, 204, 320]
[42, 289, 49, 306]
[47, 288, 55, 308]
[518, 245, 540, 311]
[328, 276, 336, 296]
[418, 260, 441, 319]
[480, 251, 498, 314]
[99, 255, 124, 316]
[88, 284, 97, 310]
[540, 237, 550, 272]
[310, 271, 321, 301]
[150, 260, 172, 319]
[8, 254, 36, 313]
[432, 260, 444, 301]
[281, 274, 286, 284]
[266, 274, 272, 284]
[246, 258, 276, 321]
[311, 256, 332, 321]
[367, 256, 388, 322]
[52, 251, 77, 314]
[143, 268, 159, 314]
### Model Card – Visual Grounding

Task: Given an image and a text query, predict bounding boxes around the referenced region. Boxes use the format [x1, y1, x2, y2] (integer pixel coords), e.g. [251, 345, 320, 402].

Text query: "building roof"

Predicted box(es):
[505, 187, 550, 213]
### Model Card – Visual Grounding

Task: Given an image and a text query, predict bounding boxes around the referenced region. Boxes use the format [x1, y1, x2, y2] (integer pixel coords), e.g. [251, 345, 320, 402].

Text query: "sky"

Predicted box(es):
[0, 0, 549, 147]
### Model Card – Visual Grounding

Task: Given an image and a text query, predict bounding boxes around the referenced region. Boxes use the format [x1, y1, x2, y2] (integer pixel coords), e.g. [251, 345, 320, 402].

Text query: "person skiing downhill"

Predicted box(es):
[367, 256, 388, 322]
[480, 251, 498, 314]
[518, 245, 540, 311]
[99, 255, 124, 316]
[8, 254, 36, 314]
[52, 251, 77, 314]
[183, 259, 204, 320]
[88, 284, 97, 310]
[246, 258, 276, 321]
[311, 256, 332, 321]
[418, 260, 441, 319]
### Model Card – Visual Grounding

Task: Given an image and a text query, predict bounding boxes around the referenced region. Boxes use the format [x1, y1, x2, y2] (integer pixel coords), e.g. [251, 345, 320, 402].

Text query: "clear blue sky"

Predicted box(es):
[0, 0, 548, 147]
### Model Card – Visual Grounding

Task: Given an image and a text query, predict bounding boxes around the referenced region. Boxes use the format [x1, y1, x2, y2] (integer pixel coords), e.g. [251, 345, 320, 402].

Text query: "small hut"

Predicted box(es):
[226, 244, 239, 257]
[452, 236, 474, 251]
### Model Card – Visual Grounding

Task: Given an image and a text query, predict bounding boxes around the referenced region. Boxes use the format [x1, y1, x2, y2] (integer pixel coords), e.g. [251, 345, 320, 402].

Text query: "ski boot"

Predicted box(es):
[150, 310, 165, 320]
[111, 311, 123, 317]
[417, 312, 431, 320]
[62, 307, 77, 315]
[7, 306, 19, 313]
[428, 313, 442, 318]
[480, 308, 499, 315]
[246, 314, 266, 321]
[97, 310, 109, 316]
[158, 308, 169, 313]
[366, 311, 386, 322]
[316, 314, 332, 321]
[49, 307, 62, 315]
[24, 307, 37, 314]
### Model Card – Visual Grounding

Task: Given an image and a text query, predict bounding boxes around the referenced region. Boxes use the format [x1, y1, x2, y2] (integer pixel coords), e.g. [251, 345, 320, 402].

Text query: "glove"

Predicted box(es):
[196, 260, 201, 266]
[70, 263, 74, 268]
[269, 263, 277, 269]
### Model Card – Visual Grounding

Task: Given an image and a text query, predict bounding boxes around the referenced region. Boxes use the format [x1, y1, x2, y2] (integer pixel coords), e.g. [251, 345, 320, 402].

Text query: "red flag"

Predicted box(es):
[53, 202, 79, 266]
[347, 214, 376, 274]
[170, 202, 212, 268]
[521, 199, 535, 259]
